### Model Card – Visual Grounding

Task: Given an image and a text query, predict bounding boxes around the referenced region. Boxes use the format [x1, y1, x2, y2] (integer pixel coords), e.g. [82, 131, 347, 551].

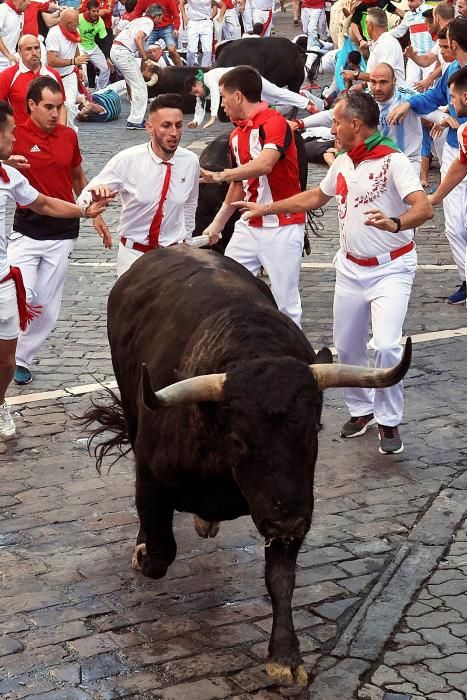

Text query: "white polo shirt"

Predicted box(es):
[113, 16, 153, 52]
[319, 150, 422, 258]
[46, 25, 78, 77]
[367, 32, 406, 86]
[186, 0, 212, 21]
[0, 3, 24, 72]
[78, 142, 200, 246]
[0, 166, 38, 278]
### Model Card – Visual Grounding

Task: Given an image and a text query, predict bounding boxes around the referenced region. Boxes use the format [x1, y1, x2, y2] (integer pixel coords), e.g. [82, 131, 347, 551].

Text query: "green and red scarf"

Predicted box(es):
[345, 131, 400, 165]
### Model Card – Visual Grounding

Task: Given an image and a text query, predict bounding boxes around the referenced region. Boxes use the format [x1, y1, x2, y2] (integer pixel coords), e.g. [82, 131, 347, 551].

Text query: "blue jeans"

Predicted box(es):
[146, 24, 176, 48]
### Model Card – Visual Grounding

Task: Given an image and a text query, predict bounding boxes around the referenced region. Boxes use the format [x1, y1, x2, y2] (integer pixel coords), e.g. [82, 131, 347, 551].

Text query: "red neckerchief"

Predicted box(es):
[5, 0, 22, 15]
[59, 25, 81, 42]
[0, 165, 10, 183]
[233, 101, 269, 131]
[83, 11, 98, 23]
[346, 132, 399, 166]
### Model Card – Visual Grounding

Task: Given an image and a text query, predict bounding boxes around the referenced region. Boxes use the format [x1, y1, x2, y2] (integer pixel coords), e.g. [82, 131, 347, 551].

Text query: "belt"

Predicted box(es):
[346, 241, 415, 267]
[120, 237, 182, 253]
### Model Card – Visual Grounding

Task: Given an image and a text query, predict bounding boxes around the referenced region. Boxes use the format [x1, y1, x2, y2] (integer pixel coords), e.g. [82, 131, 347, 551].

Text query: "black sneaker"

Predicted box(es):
[378, 424, 404, 454]
[447, 281, 466, 305]
[340, 413, 376, 438]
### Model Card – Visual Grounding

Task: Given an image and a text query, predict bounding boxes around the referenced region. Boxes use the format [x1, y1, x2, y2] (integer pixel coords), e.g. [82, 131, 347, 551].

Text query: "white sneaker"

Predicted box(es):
[0, 402, 16, 439]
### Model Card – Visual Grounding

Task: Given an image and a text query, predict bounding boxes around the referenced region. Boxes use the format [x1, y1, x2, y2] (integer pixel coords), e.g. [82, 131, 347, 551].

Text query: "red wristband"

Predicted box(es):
[294, 119, 305, 130]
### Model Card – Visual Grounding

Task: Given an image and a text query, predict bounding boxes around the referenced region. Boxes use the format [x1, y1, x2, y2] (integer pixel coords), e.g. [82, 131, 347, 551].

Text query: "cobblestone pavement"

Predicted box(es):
[1, 8, 466, 700]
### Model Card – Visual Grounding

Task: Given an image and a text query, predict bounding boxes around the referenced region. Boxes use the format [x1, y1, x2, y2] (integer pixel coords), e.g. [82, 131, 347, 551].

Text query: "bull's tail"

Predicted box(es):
[81, 386, 131, 473]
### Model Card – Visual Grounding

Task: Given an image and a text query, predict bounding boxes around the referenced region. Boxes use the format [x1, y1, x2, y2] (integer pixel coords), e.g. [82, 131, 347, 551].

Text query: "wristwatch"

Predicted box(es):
[353, 70, 360, 80]
[390, 217, 401, 232]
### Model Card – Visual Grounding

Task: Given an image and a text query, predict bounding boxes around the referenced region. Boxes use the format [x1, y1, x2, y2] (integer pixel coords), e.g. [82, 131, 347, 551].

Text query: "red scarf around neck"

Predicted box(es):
[83, 11, 99, 24]
[346, 132, 399, 166]
[59, 25, 81, 43]
[5, 0, 22, 15]
[234, 101, 269, 131]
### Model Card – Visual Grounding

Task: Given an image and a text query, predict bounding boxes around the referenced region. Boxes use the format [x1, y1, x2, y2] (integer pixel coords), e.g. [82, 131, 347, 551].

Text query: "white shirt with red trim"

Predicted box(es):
[230, 105, 305, 228]
[319, 151, 423, 258]
[458, 123, 467, 166]
[186, 0, 212, 21]
[390, 2, 433, 55]
[0, 166, 38, 278]
[0, 4, 24, 72]
[112, 16, 153, 52]
[0, 60, 65, 125]
[78, 142, 199, 247]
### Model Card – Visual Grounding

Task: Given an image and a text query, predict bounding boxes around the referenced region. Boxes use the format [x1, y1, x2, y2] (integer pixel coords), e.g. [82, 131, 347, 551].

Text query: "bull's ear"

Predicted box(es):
[316, 347, 333, 365]
[141, 363, 159, 411]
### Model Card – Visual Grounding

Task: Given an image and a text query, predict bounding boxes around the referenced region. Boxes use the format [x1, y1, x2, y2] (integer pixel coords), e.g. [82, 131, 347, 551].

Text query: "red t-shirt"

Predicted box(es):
[229, 105, 305, 228]
[0, 64, 65, 125]
[12, 119, 82, 240]
[23, 1, 50, 36]
[127, 0, 180, 29]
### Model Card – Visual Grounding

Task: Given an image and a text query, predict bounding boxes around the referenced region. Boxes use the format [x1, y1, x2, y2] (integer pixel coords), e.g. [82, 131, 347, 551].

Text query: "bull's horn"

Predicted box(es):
[310, 338, 412, 391]
[142, 364, 226, 407]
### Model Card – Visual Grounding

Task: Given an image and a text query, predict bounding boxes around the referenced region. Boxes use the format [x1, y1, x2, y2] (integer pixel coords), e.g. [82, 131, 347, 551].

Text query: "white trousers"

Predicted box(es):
[62, 72, 79, 133]
[441, 143, 467, 283]
[117, 242, 143, 278]
[261, 76, 308, 109]
[110, 45, 147, 124]
[333, 249, 416, 426]
[222, 9, 241, 40]
[302, 7, 327, 49]
[225, 219, 304, 327]
[242, 0, 253, 32]
[82, 44, 110, 90]
[187, 18, 213, 67]
[7, 235, 75, 369]
[252, 8, 273, 36]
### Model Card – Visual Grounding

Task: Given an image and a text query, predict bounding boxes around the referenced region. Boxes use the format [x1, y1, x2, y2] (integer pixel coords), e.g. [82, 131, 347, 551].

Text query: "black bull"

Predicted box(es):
[85, 247, 411, 687]
[194, 131, 309, 251]
[148, 37, 307, 115]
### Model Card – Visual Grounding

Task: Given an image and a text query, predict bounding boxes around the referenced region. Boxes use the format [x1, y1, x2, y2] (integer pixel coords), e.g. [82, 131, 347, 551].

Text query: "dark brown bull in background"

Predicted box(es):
[85, 247, 412, 687]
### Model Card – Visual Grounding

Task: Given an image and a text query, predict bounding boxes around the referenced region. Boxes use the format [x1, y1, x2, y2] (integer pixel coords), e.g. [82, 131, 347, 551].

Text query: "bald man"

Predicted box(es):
[0, 35, 66, 125]
[46, 8, 89, 130]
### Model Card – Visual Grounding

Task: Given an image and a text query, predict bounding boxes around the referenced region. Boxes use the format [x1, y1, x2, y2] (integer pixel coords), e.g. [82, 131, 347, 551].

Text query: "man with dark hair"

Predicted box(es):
[200, 65, 306, 328]
[79, 0, 111, 90]
[234, 91, 432, 455]
[7, 76, 111, 386]
[388, 17, 467, 305]
[0, 99, 111, 433]
[110, 3, 165, 129]
[0, 34, 66, 126]
[78, 92, 200, 276]
[185, 66, 319, 130]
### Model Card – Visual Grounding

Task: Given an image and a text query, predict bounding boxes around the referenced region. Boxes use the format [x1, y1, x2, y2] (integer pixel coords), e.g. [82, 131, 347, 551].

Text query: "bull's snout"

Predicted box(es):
[259, 515, 309, 540]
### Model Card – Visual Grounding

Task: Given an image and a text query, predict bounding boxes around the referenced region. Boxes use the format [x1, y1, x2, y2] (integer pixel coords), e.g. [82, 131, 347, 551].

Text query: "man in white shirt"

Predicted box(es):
[341, 7, 406, 87]
[185, 66, 320, 130]
[0, 0, 30, 73]
[78, 93, 200, 277]
[252, 0, 275, 37]
[110, 4, 165, 129]
[236, 92, 432, 455]
[46, 8, 90, 130]
[180, 0, 214, 67]
[0, 100, 112, 438]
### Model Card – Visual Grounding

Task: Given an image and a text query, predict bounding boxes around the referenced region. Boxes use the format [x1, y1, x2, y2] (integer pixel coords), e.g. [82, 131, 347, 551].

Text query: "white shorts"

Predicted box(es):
[0, 279, 19, 340]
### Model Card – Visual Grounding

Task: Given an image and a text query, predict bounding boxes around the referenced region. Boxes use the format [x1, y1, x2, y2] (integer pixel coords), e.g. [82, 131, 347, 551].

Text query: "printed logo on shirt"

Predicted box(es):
[30, 145, 41, 152]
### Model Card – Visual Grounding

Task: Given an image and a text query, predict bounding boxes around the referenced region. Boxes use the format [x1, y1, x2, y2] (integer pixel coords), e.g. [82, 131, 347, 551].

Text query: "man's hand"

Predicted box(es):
[404, 45, 417, 60]
[364, 208, 398, 231]
[174, 29, 179, 37]
[202, 222, 223, 245]
[414, 76, 433, 93]
[202, 116, 216, 129]
[387, 102, 410, 125]
[286, 119, 299, 131]
[199, 167, 222, 184]
[187, 120, 198, 129]
[75, 54, 89, 65]
[231, 199, 266, 221]
[8, 53, 18, 65]
[93, 215, 112, 248]
[349, 82, 365, 92]
[88, 185, 118, 202]
[3, 155, 30, 170]
[341, 69, 356, 81]
[439, 115, 460, 130]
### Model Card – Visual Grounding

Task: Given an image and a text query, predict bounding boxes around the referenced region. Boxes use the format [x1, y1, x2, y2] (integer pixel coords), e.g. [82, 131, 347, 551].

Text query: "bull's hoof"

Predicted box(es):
[265, 662, 308, 687]
[194, 515, 220, 539]
[131, 543, 146, 570]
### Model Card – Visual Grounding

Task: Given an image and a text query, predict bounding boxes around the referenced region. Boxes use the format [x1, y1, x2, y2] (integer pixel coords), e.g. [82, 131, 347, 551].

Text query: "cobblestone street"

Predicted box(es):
[1, 7, 467, 700]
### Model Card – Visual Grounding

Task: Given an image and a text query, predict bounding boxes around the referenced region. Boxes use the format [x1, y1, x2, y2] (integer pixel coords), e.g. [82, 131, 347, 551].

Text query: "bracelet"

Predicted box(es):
[78, 203, 89, 218]
[264, 203, 271, 217]
[216, 171, 224, 184]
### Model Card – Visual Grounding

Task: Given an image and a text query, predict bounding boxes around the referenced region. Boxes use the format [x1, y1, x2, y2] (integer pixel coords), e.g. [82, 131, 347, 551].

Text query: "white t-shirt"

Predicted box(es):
[368, 32, 406, 86]
[186, 0, 212, 21]
[113, 16, 153, 52]
[320, 150, 422, 258]
[432, 40, 449, 74]
[46, 25, 78, 76]
[0, 4, 23, 72]
[0, 166, 38, 278]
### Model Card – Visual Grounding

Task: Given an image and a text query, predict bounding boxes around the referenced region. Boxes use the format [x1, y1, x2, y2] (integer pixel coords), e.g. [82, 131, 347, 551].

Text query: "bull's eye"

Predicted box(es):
[230, 432, 247, 454]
